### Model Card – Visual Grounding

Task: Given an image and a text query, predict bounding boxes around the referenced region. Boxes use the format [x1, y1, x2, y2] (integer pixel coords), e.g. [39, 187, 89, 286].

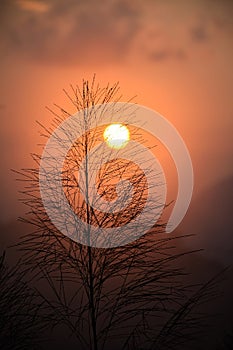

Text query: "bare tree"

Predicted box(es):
[0, 251, 48, 350]
[15, 77, 222, 350]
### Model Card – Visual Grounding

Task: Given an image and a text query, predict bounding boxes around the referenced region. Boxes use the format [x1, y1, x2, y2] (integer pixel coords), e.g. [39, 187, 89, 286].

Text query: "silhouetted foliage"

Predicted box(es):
[217, 329, 233, 350]
[14, 77, 224, 350]
[0, 251, 47, 350]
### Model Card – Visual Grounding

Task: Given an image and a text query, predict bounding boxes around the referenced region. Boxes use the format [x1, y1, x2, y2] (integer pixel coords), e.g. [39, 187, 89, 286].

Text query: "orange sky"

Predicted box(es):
[0, 0, 232, 258]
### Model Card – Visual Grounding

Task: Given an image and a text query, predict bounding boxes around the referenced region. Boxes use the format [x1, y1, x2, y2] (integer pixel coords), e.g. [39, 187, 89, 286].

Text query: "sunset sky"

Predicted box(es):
[0, 0, 233, 265]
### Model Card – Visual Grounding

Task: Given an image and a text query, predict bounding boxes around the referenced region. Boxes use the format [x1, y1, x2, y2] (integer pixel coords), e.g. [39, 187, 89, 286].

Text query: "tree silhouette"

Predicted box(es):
[0, 251, 48, 349]
[15, 77, 222, 350]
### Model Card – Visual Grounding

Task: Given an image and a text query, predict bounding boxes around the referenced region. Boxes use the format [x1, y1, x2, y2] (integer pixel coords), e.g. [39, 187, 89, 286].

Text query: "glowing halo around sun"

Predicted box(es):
[39, 102, 194, 248]
[103, 123, 130, 149]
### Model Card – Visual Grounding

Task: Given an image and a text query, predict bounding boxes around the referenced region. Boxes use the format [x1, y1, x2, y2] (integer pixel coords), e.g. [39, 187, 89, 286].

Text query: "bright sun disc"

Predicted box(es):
[103, 124, 130, 149]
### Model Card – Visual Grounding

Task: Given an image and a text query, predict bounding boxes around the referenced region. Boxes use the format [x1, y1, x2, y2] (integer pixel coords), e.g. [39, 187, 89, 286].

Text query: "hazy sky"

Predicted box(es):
[0, 0, 232, 263]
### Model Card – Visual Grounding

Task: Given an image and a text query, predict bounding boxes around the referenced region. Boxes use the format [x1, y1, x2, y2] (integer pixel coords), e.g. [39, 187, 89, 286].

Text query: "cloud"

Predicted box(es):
[0, 0, 141, 65]
[190, 25, 209, 42]
[181, 175, 233, 266]
[0, 0, 232, 65]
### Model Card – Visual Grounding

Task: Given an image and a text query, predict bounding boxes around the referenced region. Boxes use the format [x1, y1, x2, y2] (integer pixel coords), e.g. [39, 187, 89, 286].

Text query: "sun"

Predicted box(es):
[103, 124, 130, 149]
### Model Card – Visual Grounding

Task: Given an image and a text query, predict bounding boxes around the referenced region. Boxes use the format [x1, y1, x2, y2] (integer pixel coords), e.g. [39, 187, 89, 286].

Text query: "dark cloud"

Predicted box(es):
[0, 0, 141, 65]
[0, 0, 232, 65]
[190, 25, 209, 42]
[146, 0, 233, 62]
[181, 175, 233, 265]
